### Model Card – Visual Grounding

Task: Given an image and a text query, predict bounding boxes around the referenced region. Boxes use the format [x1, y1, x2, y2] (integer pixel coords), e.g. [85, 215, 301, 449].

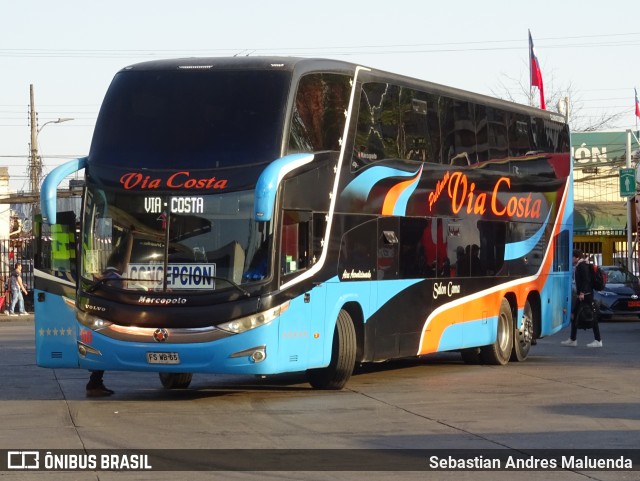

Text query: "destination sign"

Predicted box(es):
[127, 263, 216, 290]
[144, 197, 204, 214]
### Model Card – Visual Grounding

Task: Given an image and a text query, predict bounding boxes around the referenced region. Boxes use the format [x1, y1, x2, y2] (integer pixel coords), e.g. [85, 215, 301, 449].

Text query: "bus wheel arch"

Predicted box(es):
[159, 372, 193, 389]
[480, 296, 514, 365]
[306, 308, 357, 390]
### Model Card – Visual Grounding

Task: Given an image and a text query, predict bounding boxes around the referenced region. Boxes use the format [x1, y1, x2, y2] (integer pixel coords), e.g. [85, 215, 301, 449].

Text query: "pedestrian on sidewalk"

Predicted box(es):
[562, 250, 603, 348]
[4, 263, 29, 316]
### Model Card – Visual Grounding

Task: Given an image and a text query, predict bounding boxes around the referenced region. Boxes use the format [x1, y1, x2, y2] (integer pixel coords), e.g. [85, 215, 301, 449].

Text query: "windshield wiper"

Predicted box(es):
[85, 276, 126, 293]
[202, 276, 251, 297]
[86, 277, 110, 293]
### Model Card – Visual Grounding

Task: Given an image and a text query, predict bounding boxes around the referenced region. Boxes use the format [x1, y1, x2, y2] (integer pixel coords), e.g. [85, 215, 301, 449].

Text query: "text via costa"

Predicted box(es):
[144, 197, 204, 214]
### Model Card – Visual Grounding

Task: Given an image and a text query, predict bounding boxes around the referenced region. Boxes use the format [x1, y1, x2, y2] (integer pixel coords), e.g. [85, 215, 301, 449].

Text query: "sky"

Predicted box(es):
[1, 0, 639, 193]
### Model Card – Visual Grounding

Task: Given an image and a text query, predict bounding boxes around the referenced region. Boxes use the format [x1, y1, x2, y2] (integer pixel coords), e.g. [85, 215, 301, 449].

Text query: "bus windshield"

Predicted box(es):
[81, 186, 272, 292]
[89, 68, 290, 168]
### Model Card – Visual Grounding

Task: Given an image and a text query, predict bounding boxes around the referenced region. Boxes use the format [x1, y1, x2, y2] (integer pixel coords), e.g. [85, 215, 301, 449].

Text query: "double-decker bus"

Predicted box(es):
[34, 57, 572, 390]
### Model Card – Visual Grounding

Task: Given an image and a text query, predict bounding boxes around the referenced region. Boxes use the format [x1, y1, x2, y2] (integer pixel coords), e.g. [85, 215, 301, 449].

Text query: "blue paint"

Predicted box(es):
[504, 208, 551, 260]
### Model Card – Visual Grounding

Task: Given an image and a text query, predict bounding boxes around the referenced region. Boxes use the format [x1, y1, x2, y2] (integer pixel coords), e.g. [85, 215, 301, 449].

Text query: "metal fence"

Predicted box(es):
[0, 238, 35, 312]
[573, 233, 639, 274]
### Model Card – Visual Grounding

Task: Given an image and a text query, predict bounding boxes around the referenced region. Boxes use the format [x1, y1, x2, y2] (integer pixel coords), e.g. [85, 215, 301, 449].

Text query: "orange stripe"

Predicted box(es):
[381, 168, 422, 215]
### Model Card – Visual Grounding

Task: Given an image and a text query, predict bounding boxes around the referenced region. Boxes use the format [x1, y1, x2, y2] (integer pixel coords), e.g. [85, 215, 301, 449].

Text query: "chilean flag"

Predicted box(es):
[635, 88, 640, 119]
[529, 30, 546, 110]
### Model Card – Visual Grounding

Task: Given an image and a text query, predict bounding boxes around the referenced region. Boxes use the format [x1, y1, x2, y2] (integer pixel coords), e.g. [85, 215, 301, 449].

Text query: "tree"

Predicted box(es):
[491, 72, 624, 132]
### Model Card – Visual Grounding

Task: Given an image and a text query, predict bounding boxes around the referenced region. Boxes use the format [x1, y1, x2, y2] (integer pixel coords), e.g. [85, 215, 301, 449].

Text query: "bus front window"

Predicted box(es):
[81, 187, 272, 292]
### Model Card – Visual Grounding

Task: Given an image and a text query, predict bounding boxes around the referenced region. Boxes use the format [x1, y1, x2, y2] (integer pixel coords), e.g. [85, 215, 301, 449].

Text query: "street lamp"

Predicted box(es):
[30, 117, 74, 195]
[37, 117, 74, 135]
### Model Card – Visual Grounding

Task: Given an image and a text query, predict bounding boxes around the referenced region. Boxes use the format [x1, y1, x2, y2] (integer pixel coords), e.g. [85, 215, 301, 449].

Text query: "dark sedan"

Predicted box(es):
[594, 266, 640, 320]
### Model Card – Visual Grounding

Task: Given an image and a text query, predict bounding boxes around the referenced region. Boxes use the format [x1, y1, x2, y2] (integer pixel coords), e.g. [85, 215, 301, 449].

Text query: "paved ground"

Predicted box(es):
[0, 317, 639, 481]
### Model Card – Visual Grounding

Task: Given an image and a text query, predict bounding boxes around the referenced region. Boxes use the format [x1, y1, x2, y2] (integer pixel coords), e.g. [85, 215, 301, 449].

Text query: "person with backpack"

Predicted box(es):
[562, 249, 603, 347]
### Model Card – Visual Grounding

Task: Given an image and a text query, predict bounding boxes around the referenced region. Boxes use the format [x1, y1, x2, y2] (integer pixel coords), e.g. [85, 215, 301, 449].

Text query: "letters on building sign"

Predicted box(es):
[572, 145, 608, 164]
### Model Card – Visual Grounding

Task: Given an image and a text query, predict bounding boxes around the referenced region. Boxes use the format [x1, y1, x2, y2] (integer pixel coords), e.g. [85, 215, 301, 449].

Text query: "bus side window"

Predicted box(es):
[35, 211, 78, 279]
[281, 210, 311, 277]
[288, 73, 351, 154]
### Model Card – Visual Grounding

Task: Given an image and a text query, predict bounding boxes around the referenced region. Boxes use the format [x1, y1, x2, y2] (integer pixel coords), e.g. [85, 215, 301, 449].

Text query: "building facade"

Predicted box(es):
[572, 130, 640, 268]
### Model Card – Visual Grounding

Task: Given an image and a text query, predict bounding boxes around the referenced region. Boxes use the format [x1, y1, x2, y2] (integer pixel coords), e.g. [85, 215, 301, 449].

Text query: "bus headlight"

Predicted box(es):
[218, 301, 290, 334]
[76, 309, 112, 330]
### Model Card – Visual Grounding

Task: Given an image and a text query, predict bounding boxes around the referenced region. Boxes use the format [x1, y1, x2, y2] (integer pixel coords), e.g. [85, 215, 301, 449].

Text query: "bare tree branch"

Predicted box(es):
[491, 72, 624, 131]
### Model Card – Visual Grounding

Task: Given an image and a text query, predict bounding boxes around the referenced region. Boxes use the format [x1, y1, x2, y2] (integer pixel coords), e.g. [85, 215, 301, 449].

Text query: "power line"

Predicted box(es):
[2, 31, 640, 58]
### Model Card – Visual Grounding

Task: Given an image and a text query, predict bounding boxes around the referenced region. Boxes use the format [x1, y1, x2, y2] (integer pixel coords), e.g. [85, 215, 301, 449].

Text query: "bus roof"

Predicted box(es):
[120, 56, 564, 124]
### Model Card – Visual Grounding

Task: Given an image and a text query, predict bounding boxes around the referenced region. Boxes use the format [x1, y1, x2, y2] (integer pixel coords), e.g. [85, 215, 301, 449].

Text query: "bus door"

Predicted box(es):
[278, 210, 313, 369]
[34, 211, 80, 368]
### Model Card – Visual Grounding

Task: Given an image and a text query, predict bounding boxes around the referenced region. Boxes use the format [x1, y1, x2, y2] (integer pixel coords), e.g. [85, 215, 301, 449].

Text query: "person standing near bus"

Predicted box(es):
[86, 249, 126, 397]
[5, 263, 29, 316]
[562, 250, 603, 347]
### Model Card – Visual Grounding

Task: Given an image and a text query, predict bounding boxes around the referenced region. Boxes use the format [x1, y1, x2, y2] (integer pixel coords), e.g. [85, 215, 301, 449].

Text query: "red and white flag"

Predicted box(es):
[529, 30, 546, 110]
[635, 88, 640, 119]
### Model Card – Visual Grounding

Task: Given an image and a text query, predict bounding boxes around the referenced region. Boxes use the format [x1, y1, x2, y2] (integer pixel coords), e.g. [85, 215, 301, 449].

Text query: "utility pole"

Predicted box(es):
[29, 84, 41, 196]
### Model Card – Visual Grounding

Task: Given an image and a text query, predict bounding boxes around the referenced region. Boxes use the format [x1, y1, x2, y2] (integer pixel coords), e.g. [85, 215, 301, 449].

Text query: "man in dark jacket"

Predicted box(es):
[561, 249, 603, 347]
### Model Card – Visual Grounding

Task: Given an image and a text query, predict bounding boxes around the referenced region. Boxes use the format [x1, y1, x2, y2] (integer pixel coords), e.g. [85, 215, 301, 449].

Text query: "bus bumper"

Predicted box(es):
[74, 323, 287, 375]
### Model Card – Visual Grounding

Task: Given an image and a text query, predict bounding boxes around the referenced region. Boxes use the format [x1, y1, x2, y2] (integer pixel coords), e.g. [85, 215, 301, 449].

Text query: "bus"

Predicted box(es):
[34, 57, 572, 390]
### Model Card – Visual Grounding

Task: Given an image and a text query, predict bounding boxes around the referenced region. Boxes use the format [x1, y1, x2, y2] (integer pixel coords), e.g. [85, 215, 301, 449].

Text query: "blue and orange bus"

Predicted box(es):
[34, 57, 572, 390]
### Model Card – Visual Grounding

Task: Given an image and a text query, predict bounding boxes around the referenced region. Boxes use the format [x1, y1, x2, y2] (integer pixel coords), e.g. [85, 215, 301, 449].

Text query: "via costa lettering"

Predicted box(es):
[428, 172, 542, 219]
[120, 171, 228, 190]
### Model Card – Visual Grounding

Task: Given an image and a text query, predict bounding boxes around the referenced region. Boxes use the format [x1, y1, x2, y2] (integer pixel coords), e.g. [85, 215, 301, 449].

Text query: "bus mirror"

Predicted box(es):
[40, 157, 88, 224]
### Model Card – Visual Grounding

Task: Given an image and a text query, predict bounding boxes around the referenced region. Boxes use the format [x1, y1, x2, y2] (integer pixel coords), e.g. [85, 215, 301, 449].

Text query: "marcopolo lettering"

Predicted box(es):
[138, 296, 187, 305]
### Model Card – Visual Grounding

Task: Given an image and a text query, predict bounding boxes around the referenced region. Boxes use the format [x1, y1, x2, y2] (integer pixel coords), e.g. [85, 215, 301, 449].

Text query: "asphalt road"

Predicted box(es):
[1, 316, 639, 481]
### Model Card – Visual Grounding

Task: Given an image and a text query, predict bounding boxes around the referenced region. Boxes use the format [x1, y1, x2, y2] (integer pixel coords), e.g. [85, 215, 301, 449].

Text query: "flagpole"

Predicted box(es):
[636, 88, 639, 133]
[528, 30, 533, 107]
[528, 30, 545, 110]
[627, 129, 634, 272]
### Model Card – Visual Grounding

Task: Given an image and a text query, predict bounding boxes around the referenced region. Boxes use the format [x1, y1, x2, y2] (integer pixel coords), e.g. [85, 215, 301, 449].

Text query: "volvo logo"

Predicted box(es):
[84, 303, 106, 312]
[153, 328, 169, 342]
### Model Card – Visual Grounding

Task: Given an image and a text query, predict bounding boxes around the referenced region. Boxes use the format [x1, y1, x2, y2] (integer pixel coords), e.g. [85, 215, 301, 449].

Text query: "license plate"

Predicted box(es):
[628, 301, 640, 308]
[146, 352, 180, 364]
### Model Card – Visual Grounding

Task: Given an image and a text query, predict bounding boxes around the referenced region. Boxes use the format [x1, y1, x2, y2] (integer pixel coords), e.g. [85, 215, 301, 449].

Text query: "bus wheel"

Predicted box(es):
[481, 299, 513, 365]
[460, 347, 482, 365]
[306, 309, 356, 390]
[159, 372, 193, 389]
[511, 300, 533, 362]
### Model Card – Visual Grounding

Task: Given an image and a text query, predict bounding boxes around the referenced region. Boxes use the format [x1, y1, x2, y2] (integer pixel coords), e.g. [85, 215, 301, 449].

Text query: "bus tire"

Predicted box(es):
[511, 299, 533, 362]
[306, 309, 356, 390]
[159, 372, 193, 389]
[480, 298, 513, 365]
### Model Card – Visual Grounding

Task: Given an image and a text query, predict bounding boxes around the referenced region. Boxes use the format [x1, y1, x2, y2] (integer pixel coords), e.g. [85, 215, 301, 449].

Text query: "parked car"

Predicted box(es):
[594, 266, 640, 320]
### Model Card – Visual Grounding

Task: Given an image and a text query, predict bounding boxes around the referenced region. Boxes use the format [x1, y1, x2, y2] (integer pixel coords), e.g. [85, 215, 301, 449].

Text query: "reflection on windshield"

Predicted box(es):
[81, 187, 271, 292]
